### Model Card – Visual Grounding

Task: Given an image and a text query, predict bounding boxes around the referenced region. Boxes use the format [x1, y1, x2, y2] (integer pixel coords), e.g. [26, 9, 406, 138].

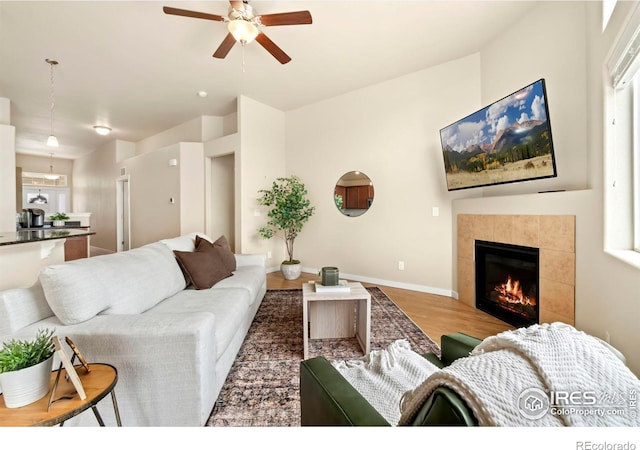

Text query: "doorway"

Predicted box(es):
[207, 154, 235, 251]
[116, 175, 130, 252]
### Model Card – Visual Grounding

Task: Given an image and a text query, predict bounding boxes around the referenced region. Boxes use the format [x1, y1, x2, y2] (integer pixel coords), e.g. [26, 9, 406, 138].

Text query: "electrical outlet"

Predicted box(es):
[432, 207, 439, 217]
[605, 331, 611, 343]
[267, 251, 272, 259]
[398, 261, 405, 271]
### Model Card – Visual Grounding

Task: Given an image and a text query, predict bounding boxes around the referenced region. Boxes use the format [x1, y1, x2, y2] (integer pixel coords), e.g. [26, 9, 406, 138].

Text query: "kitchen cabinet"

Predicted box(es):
[64, 235, 89, 261]
[344, 185, 373, 210]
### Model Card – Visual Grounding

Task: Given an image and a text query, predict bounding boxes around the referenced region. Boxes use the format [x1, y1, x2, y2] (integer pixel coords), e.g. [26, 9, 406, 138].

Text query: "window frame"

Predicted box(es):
[634, 73, 640, 252]
[604, 2, 640, 269]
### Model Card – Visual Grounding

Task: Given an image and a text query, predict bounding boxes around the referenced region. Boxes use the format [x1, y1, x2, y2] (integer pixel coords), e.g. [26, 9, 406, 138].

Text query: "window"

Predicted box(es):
[605, 3, 640, 267]
[21, 171, 68, 187]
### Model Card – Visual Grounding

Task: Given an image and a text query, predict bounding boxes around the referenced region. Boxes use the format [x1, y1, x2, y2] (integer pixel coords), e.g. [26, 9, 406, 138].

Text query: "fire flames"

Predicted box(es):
[494, 276, 536, 306]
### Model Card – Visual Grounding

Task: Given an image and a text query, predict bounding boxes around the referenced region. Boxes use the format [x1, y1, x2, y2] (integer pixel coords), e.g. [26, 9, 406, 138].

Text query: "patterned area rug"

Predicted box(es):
[206, 286, 440, 426]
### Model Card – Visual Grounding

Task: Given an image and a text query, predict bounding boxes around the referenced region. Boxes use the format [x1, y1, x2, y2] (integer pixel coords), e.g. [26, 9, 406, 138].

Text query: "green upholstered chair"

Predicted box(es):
[299, 332, 482, 426]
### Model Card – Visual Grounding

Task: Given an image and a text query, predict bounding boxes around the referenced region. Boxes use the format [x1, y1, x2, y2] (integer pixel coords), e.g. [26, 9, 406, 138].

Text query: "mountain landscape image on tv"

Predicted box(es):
[440, 79, 557, 191]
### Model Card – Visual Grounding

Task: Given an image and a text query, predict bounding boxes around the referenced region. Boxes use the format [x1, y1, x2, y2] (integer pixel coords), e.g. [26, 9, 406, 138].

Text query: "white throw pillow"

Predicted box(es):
[160, 232, 212, 252]
[0, 281, 54, 334]
[40, 242, 186, 325]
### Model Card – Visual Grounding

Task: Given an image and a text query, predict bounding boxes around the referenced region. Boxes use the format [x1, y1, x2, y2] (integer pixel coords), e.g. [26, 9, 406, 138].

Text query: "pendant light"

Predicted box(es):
[44, 152, 59, 180]
[45, 59, 59, 147]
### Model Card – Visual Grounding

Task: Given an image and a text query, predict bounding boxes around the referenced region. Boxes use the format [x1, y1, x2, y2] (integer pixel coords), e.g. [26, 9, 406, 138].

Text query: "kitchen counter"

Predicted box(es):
[0, 228, 95, 247]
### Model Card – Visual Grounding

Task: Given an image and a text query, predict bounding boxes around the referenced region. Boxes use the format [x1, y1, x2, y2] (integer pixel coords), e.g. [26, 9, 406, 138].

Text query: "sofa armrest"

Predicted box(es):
[440, 333, 482, 366]
[235, 253, 266, 268]
[300, 356, 390, 426]
[406, 387, 478, 426]
[59, 312, 218, 426]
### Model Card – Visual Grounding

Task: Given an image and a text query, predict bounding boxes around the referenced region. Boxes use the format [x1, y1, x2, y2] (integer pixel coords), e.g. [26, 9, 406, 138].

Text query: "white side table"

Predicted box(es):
[302, 281, 371, 359]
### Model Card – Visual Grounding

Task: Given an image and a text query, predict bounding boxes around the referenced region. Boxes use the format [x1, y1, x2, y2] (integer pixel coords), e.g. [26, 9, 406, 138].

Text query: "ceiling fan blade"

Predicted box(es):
[163, 6, 224, 22]
[213, 33, 237, 59]
[259, 11, 312, 26]
[229, 1, 245, 11]
[256, 33, 291, 64]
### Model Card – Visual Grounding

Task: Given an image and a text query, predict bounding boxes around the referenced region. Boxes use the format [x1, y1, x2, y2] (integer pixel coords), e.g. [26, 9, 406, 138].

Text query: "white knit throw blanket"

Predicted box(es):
[332, 339, 439, 425]
[399, 323, 640, 426]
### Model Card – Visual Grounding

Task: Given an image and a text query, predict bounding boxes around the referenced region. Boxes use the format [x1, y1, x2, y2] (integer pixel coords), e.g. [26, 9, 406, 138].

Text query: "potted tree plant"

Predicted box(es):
[0, 328, 55, 408]
[258, 176, 315, 280]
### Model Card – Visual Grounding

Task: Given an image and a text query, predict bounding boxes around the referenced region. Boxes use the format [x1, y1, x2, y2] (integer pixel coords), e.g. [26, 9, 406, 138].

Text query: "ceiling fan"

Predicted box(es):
[163, 1, 312, 64]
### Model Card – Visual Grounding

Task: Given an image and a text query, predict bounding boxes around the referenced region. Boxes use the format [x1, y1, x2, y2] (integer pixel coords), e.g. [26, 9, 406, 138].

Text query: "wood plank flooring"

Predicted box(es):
[267, 272, 513, 346]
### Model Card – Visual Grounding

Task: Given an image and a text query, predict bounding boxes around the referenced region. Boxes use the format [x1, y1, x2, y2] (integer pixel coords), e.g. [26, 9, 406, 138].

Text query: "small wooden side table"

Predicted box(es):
[0, 363, 121, 427]
[302, 281, 371, 359]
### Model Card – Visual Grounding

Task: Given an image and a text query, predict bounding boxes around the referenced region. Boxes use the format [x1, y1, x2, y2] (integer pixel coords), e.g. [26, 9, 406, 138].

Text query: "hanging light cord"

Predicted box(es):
[49, 61, 56, 136]
[46, 59, 58, 137]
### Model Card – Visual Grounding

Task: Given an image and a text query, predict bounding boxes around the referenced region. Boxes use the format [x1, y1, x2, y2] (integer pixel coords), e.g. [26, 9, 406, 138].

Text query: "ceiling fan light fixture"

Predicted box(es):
[93, 125, 112, 136]
[228, 19, 259, 44]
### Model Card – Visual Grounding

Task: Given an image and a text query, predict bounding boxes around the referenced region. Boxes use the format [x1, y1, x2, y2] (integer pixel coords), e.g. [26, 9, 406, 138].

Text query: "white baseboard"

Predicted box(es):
[267, 264, 457, 298]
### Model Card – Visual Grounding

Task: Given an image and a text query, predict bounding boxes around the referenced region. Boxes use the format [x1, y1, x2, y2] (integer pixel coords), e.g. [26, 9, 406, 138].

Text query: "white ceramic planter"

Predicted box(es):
[0, 356, 53, 408]
[280, 262, 302, 280]
[53, 220, 65, 227]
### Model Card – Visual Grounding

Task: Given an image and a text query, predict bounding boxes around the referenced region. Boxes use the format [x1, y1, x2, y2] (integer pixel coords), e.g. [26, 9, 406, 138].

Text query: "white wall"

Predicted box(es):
[72, 140, 122, 250]
[179, 143, 205, 236]
[478, 1, 589, 195]
[15, 154, 73, 179]
[0, 98, 16, 230]
[0, 124, 16, 231]
[122, 142, 205, 248]
[136, 116, 224, 155]
[285, 54, 481, 294]
[238, 96, 286, 261]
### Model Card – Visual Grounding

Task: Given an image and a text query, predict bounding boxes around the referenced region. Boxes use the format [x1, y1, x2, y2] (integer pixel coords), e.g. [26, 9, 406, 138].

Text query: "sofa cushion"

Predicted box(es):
[212, 265, 265, 306]
[147, 288, 252, 359]
[0, 281, 54, 335]
[40, 242, 186, 325]
[174, 241, 233, 290]
[195, 235, 236, 272]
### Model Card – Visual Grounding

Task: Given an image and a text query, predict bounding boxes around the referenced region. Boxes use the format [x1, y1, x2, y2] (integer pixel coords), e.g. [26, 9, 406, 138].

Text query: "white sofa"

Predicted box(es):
[0, 233, 266, 426]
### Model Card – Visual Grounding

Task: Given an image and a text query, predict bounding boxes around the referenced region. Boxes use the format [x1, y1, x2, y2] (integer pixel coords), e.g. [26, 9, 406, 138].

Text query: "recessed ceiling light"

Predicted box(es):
[197, 91, 208, 98]
[93, 125, 112, 136]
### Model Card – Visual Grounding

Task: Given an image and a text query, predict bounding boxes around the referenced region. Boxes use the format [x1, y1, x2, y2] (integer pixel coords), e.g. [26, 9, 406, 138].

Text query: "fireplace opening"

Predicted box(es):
[475, 240, 539, 328]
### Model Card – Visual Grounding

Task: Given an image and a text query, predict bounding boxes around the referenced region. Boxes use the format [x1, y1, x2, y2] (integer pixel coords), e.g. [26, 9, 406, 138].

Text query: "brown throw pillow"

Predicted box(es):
[195, 235, 236, 272]
[173, 242, 232, 290]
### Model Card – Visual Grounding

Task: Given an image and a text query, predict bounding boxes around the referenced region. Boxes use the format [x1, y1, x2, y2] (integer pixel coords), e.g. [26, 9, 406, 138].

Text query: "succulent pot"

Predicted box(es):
[280, 261, 302, 280]
[53, 220, 65, 227]
[0, 356, 53, 408]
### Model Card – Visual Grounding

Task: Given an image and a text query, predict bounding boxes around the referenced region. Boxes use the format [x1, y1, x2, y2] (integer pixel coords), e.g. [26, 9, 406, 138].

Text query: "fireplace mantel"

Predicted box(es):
[457, 214, 575, 326]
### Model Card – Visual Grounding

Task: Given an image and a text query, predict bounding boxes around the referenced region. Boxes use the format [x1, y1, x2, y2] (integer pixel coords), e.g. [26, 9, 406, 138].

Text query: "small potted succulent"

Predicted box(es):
[50, 212, 69, 227]
[0, 328, 55, 408]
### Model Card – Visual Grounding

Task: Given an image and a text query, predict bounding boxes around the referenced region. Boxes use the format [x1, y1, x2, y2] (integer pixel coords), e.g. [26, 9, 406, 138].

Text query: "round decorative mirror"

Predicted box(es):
[334, 171, 374, 217]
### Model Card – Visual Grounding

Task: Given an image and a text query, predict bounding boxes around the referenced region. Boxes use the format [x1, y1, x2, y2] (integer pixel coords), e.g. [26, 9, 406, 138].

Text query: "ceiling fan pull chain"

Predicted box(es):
[242, 42, 246, 73]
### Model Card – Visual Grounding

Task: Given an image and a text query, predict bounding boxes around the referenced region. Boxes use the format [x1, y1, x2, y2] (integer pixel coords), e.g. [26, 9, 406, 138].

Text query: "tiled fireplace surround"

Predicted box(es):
[457, 214, 575, 326]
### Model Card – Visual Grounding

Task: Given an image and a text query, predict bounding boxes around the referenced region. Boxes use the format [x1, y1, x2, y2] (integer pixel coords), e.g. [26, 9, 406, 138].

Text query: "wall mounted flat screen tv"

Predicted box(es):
[440, 79, 557, 191]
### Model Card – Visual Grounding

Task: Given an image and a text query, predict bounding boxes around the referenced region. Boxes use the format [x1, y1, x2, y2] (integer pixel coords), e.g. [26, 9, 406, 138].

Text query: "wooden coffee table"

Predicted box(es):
[0, 363, 120, 427]
[302, 281, 371, 359]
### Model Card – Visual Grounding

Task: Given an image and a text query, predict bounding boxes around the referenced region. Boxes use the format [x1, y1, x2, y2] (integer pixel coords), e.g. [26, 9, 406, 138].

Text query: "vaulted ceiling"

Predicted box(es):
[0, 1, 537, 159]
